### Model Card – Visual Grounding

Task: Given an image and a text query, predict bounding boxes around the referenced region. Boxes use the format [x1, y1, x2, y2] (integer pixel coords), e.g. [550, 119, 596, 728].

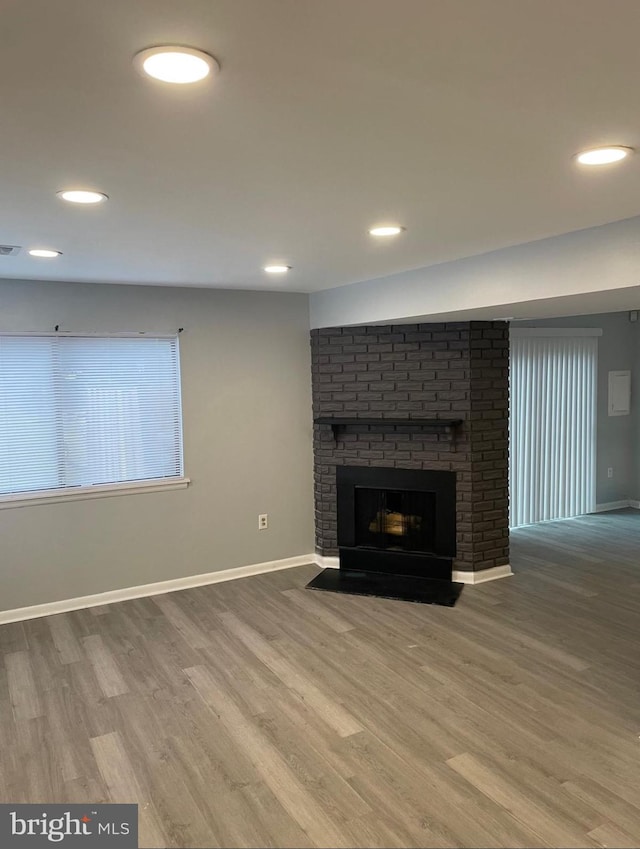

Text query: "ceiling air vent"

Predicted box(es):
[0, 245, 21, 256]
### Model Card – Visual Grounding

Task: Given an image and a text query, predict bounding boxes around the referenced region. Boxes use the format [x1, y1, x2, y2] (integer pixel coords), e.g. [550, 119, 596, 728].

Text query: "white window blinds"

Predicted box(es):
[509, 332, 597, 528]
[0, 334, 183, 497]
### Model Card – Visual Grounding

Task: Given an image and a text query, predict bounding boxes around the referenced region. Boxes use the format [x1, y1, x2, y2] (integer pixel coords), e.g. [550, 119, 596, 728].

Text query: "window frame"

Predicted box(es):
[0, 331, 190, 509]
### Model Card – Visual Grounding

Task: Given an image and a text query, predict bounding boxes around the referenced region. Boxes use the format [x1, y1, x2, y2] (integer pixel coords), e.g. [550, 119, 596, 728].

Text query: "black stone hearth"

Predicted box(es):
[307, 569, 463, 607]
[308, 465, 463, 606]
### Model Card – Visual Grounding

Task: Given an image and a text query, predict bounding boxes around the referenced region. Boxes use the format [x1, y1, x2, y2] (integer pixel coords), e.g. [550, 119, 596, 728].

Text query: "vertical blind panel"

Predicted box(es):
[0, 335, 183, 496]
[509, 335, 596, 528]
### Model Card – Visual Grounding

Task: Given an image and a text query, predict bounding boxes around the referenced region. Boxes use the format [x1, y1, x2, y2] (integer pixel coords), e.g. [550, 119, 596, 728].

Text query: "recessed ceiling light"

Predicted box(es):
[134, 46, 218, 84]
[29, 248, 62, 258]
[264, 265, 291, 274]
[575, 146, 633, 165]
[369, 225, 405, 237]
[57, 190, 108, 204]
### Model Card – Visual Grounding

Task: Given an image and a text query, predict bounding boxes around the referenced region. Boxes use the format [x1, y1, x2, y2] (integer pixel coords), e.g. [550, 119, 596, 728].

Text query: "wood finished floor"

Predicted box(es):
[1, 510, 640, 848]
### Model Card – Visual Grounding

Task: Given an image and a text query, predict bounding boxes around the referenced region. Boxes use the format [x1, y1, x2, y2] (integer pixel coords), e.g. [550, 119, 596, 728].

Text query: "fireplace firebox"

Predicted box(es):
[308, 466, 462, 606]
[354, 487, 436, 553]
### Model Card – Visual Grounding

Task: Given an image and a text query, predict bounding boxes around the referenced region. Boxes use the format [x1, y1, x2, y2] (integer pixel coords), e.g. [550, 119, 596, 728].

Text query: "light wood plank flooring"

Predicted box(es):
[1, 510, 640, 848]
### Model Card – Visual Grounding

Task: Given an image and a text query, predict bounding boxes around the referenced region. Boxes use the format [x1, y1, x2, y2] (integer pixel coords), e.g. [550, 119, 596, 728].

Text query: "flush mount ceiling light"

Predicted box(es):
[575, 146, 634, 165]
[369, 225, 405, 237]
[134, 46, 218, 84]
[29, 248, 62, 258]
[264, 265, 291, 274]
[57, 190, 108, 204]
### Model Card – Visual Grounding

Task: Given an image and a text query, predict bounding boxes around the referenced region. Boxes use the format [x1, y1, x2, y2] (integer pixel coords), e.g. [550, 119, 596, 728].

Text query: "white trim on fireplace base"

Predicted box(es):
[453, 565, 513, 584]
[313, 554, 513, 584]
[315, 555, 340, 569]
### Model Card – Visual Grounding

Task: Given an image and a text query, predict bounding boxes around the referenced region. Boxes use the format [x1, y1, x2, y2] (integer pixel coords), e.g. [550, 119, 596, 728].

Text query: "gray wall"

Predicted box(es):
[0, 279, 315, 613]
[517, 312, 637, 505]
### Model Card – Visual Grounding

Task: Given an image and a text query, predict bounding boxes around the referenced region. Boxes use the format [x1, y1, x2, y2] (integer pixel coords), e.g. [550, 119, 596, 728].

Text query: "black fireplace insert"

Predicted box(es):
[336, 465, 456, 581]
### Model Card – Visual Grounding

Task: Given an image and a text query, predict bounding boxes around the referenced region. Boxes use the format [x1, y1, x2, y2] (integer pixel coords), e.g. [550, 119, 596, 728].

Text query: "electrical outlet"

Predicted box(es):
[607, 467, 613, 479]
[258, 513, 268, 530]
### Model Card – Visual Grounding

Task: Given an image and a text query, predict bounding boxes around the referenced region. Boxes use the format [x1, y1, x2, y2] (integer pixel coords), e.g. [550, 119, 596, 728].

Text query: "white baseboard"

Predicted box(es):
[593, 500, 634, 512]
[314, 554, 512, 585]
[453, 565, 513, 584]
[0, 551, 517, 626]
[0, 553, 317, 626]
[629, 500, 640, 510]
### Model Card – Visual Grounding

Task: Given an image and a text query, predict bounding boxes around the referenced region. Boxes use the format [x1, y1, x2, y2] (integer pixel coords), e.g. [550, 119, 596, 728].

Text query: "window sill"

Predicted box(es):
[0, 477, 190, 510]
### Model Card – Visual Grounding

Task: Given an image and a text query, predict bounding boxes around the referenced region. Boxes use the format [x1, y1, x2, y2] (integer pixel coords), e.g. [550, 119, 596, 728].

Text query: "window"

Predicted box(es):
[0, 333, 186, 505]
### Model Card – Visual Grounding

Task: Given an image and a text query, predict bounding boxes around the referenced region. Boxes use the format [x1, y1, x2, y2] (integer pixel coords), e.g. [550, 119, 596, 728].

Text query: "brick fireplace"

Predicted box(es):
[311, 321, 510, 579]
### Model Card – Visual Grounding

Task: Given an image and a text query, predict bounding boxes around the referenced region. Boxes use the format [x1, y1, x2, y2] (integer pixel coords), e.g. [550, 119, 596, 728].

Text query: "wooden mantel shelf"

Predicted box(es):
[314, 417, 463, 447]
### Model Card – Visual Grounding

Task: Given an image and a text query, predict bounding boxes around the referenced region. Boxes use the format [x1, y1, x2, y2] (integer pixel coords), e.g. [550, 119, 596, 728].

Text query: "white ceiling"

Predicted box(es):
[2, 0, 640, 293]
